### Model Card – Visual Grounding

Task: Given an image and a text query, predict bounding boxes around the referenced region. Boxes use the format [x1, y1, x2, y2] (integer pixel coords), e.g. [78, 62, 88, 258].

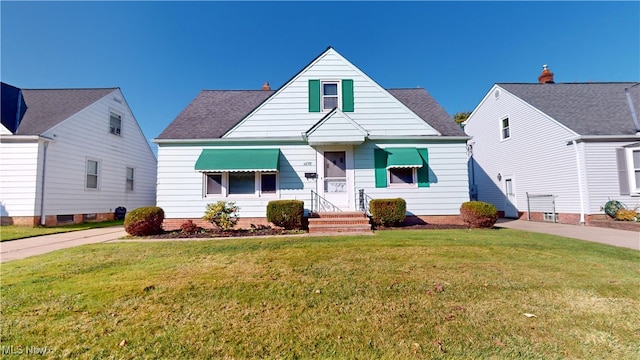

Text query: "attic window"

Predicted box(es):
[110, 112, 122, 136]
[322, 82, 339, 111]
[501, 117, 510, 140]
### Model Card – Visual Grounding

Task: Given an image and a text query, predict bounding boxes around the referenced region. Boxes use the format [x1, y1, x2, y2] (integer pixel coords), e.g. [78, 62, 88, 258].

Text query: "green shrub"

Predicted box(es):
[124, 206, 165, 236]
[267, 200, 304, 230]
[370, 198, 406, 227]
[615, 208, 639, 222]
[460, 201, 498, 228]
[203, 201, 239, 231]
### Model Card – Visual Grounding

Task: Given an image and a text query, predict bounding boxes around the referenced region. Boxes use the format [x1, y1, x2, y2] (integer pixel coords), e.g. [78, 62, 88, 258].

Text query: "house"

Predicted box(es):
[154, 47, 469, 230]
[464, 66, 640, 225]
[0, 82, 157, 226]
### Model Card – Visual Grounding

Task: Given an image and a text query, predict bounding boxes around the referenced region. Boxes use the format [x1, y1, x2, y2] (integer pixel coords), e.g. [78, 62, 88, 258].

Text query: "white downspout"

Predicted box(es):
[39, 141, 49, 226]
[572, 140, 586, 224]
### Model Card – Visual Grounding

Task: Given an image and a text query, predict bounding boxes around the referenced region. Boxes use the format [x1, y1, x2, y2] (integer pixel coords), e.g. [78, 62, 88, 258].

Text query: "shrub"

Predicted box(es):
[460, 201, 498, 228]
[124, 206, 165, 236]
[203, 201, 239, 231]
[267, 200, 305, 230]
[370, 198, 406, 227]
[180, 220, 203, 234]
[615, 208, 639, 222]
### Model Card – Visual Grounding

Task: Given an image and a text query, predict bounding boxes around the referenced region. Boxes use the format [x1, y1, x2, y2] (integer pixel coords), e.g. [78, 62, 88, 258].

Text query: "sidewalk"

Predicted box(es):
[496, 218, 640, 251]
[0, 226, 127, 263]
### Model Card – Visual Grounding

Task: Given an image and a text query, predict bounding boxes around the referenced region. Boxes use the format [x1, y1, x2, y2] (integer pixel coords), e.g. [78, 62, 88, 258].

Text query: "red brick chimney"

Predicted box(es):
[538, 64, 555, 84]
[261, 82, 271, 90]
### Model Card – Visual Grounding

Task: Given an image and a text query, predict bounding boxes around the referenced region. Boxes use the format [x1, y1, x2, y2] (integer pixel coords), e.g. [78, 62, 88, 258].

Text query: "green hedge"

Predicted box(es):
[370, 198, 406, 227]
[124, 206, 165, 236]
[459, 201, 498, 228]
[267, 200, 304, 230]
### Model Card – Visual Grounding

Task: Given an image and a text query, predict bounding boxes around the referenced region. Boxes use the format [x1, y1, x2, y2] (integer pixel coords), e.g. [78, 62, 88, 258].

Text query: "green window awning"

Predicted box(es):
[195, 148, 280, 172]
[385, 148, 423, 169]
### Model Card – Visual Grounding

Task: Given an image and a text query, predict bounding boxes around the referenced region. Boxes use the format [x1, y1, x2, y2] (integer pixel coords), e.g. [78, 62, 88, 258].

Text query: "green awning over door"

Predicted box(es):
[194, 148, 280, 172]
[385, 148, 424, 169]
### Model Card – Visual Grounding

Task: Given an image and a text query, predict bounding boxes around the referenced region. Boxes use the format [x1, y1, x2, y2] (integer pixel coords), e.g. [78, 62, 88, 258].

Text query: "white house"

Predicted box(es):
[464, 67, 640, 224]
[0, 82, 157, 226]
[154, 47, 469, 229]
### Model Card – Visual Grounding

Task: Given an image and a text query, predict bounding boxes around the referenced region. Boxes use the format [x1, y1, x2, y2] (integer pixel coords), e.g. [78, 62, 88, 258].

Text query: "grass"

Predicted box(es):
[1, 229, 639, 359]
[0, 220, 124, 242]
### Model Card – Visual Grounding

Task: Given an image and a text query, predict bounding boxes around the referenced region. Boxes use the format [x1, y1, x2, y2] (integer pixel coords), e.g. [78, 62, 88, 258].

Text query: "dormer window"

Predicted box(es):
[322, 82, 339, 111]
[110, 112, 122, 136]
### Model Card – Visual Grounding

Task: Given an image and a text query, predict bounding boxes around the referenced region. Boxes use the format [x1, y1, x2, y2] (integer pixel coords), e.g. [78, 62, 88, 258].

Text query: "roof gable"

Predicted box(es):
[305, 108, 368, 145]
[9, 87, 117, 135]
[498, 82, 640, 136]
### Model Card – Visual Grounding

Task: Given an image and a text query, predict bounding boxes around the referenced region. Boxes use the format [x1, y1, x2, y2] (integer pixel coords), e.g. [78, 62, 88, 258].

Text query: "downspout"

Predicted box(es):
[39, 140, 49, 226]
[624, 85, 640, 133]
[571, 140, 585, 224]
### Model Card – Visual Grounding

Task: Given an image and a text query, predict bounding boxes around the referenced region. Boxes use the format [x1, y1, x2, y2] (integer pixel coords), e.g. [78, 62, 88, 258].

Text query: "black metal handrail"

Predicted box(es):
[358, 189, 374, 216]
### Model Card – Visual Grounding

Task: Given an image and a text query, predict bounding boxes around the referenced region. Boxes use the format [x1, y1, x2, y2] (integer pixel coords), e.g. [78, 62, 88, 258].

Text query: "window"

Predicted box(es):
[204, 172, 278, 197]
[389, 167, 416, 186]
[616, 146, 640, 195]
[501, 117, 510, 140]
[126, 167, 134, 191]
[322, 82, 339, 111]
[110, 112, 122, 135]
[633, 149, 640, 192]
[86, 159, 99, 189]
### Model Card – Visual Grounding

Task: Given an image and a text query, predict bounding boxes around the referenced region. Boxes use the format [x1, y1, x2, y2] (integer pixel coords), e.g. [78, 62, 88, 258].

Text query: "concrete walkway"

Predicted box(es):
[1, 226, 127, 263]
[2, 220, 638, 263]
[496, 218, 640, 251]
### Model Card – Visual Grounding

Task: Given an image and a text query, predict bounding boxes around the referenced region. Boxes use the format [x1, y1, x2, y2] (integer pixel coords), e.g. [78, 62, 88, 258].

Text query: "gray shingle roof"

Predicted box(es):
[498, 82, 640, 136]
[13, 87, 117, 135]
[157, 87, 464, 140]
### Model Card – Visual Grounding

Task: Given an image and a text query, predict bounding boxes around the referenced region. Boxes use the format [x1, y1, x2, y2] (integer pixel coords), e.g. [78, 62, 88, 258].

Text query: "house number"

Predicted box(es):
[303, 162, 313, 166]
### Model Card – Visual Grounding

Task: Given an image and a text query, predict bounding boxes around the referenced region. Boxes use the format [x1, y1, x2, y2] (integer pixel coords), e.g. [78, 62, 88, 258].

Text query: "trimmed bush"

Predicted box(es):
[124, 206, 165, 236]
[180, 220, 203, 234]
[460, 201, 498, 228]
[370, 198, 406, 227]
[267, 200, 304, 230]
[203, 201, 239, 231]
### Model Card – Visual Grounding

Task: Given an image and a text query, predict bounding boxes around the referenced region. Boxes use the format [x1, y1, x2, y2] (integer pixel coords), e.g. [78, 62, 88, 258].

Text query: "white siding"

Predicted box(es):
[225, 49, 439, 139]
[157, 144, 317, 218]
[38, 90, 157, 217]
[465, 85, 583, 214]
[307, 112, 366, 145]
[583, 141, 640, 212]
[355, 141, 469, 215]
[0, 140, 42, 216]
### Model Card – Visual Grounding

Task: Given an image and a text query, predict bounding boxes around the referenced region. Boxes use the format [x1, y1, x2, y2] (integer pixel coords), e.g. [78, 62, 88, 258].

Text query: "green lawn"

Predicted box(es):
[0, 220, 124, 242]
[1, 229, 639, 359]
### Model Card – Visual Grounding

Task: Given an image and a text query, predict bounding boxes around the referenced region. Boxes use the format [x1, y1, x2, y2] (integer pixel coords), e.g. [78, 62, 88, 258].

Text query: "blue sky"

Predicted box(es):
[2, 1, 639, 151]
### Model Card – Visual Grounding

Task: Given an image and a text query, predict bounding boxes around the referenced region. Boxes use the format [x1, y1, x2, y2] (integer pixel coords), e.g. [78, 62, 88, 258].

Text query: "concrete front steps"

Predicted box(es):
[308, 211, 373, 234]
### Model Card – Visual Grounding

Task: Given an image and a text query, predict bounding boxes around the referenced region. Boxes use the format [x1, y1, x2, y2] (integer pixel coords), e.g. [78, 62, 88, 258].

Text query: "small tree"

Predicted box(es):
[453, 111, 472, 127]
[203, 201, 240, 231]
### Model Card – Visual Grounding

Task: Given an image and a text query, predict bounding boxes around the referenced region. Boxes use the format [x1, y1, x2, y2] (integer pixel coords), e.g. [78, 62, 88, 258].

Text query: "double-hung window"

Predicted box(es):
[110, 112, 122, 136]
[616, 146, 640, 195]
[308, 79, 354, 112]
[126, 167, 135, 192]
[86, 159, 99, 189]
[322, 82, 339, 111]
[501, 117, 510, 140]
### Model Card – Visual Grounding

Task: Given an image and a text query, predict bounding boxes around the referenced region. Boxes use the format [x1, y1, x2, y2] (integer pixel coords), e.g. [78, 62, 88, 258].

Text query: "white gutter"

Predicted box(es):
[567, 135, 640, 143]
[39, 140, 50, 226]
[571, 140, 586, 224]
[153, 137, 305, 144]
[360, 135, 471, 141]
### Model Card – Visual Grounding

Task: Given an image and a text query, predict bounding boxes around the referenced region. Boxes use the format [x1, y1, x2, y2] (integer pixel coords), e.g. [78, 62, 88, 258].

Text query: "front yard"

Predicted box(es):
[1, 229, 639, 359]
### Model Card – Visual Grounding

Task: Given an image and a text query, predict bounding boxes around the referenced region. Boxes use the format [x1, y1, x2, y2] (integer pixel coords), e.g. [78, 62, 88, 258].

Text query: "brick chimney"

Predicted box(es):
[261, 82, 271, 90]
[538, 64, 555, 84]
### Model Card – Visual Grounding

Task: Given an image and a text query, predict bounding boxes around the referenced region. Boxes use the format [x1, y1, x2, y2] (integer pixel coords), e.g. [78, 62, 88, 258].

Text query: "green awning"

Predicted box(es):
[195, 149, 280, 172]
[385, 148, 423, 169]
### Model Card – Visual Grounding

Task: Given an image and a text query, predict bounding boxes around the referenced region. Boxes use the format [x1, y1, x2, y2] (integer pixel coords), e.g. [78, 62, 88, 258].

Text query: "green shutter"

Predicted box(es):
[309, 80, 320, 112]
[417, 148, 430, 187]
[374, 149, 388, 188]
[342, 79, 354, 112]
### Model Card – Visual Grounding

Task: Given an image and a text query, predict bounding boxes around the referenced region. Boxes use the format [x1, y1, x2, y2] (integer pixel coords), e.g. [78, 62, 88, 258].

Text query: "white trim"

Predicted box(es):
[202, 171, 280, 198]
[627, 147, 640, 194]
[388, 167, 417, 188]
[321, 80, 340, 112]
[500, 115, 511, 141]
[85, 158, 100, 191]
[571, 140, 586, 224]
[109, 109, 123, 136]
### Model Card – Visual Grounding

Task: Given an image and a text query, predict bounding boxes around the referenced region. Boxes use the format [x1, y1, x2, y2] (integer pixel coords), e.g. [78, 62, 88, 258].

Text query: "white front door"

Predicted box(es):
[504, 176, 518, 218]
[317, 147, 353, 210]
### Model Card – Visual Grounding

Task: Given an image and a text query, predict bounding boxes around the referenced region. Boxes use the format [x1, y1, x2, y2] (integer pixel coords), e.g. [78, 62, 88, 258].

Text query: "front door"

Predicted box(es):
[504, 177, 518, 218]
[317, 148, 353, 210]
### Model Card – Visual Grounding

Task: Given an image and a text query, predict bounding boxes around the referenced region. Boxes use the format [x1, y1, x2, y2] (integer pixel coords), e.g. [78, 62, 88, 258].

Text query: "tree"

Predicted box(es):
[453, 111, 472, 127]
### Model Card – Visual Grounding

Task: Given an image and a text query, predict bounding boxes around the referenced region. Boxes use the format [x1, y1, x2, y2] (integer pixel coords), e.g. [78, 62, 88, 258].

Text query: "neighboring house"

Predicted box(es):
[155, 47, 469, 228]
[464, 67, 640, 224]
[0, 82, 157, 226]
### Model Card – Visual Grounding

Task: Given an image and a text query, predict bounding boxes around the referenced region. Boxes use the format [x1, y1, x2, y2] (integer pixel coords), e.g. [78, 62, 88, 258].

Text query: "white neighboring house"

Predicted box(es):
[0, 82, 157, 226]
[464, 68, 640, 225]
[154, 47, 470, 229]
